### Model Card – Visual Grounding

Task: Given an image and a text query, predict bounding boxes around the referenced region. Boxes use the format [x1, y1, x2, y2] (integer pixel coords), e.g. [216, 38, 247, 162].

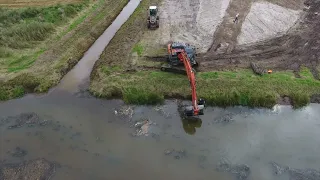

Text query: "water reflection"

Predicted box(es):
[181, 117, 202, 135]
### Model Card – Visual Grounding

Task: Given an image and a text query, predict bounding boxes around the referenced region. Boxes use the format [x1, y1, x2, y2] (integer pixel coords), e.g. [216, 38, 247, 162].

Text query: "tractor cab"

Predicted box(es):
[149, 6, 158, 16]
[147, 6, 159, 29]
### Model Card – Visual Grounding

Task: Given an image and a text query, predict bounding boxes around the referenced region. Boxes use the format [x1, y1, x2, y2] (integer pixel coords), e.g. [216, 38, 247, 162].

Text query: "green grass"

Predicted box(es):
[58, 0, 102, 38]
[0, 1, 88, 72]
[0, 0, 129, 101]
[7, 48, 45, 72]
[132, 43, 144, 56]
[90, 69, 320, 108]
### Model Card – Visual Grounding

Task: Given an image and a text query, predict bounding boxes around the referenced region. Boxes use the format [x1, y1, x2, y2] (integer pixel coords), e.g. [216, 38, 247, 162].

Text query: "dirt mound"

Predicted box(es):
[0, 158, 56, 180]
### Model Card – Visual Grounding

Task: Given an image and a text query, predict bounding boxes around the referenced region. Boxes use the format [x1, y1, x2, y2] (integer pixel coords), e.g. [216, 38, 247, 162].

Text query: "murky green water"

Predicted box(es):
[1, 92, 320, 179]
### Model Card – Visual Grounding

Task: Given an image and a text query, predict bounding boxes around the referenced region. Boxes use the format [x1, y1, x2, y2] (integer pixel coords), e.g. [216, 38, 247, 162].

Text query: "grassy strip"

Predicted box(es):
[91, 65, 320, 108]
[0, 0, 129, 101]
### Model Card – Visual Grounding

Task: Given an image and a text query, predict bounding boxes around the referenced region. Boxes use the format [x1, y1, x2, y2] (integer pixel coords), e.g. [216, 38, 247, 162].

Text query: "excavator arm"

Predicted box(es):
[177, 51, 205, 116]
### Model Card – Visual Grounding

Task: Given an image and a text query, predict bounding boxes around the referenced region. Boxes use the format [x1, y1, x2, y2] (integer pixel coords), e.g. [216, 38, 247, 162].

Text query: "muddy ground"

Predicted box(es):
[140, 0, 320, 79]
[0, 159, 56, 180]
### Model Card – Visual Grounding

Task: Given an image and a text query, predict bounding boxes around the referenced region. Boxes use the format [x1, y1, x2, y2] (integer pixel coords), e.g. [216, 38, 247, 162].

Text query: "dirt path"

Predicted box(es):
[207, 0, 304, 55]
[208, 0, 253, 54]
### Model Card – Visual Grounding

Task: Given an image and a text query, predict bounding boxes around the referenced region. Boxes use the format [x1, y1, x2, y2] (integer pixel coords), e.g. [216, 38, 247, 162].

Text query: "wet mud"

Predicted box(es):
[216, 160, 250, 180]
[1, 112, 47, 129]
[271, 162, 320, 180]
[0, 159, 56, 180]
[164, 149, 187, 160]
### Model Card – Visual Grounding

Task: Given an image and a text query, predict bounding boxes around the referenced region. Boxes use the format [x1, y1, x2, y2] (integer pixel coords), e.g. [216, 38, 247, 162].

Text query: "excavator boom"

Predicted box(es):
[160, 42, 205, 116]
[177, 51, 205, 116]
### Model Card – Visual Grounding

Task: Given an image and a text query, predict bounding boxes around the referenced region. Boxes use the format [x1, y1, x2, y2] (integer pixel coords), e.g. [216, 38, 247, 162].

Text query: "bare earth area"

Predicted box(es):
[140, 0, 231, 54]
[237, 1, 301, 45]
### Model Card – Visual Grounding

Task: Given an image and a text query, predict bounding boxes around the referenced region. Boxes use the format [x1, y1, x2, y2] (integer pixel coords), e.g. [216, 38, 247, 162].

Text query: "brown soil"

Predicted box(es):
[200, 0, 320, 79]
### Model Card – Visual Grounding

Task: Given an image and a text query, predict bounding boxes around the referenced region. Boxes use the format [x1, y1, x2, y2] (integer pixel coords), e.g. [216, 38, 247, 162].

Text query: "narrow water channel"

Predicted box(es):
[1, 0, 320, 179]
[52, 0, 141, 93]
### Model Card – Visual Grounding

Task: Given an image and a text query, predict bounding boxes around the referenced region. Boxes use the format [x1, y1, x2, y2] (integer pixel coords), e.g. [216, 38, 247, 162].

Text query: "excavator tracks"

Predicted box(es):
[160, 64, 197, 75]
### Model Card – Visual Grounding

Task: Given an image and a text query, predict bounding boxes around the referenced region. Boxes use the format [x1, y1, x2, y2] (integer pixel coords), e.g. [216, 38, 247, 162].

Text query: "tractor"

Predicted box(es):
[147, 6, 159, 29]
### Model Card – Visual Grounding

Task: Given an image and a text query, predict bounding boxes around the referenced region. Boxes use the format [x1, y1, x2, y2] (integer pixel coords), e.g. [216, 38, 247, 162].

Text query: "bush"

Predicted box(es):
[290, 92, 310, 109]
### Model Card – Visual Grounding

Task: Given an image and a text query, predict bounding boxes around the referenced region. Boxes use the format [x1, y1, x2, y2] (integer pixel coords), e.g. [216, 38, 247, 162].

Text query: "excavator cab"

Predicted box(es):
[165, 42, 197, 68]
[147, 6, 159, 29]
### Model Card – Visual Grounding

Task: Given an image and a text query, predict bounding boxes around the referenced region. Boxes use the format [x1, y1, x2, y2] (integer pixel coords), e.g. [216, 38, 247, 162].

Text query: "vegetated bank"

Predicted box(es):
[90, 0, 320, 109]
[0, 0, 129, 100]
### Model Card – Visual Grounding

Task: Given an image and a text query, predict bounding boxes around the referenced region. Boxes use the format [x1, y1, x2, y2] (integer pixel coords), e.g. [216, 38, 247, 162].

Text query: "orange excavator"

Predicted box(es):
[160, 42, 205, 116]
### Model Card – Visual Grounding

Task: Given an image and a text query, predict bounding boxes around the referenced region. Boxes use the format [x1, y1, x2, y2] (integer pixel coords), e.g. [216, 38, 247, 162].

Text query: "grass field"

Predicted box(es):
[0, 0, 129, 100]
[0, 0, 83, 7]
[90, 0, 320, 109]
